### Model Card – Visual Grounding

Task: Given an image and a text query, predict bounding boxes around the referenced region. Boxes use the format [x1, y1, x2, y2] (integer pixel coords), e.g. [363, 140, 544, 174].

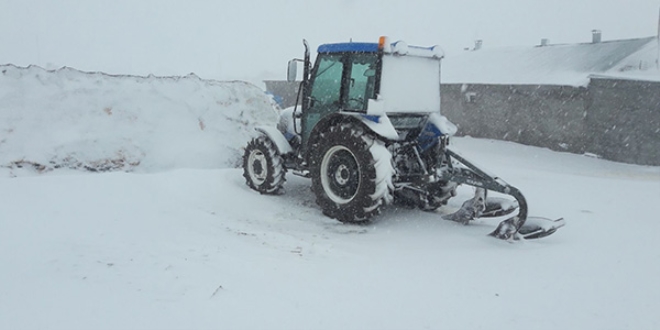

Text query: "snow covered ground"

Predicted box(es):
[1, 66, 660, 330]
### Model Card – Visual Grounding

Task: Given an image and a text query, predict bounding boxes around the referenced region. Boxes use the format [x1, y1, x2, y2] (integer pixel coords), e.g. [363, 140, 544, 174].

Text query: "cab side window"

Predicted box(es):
[346, 54, 378, 111]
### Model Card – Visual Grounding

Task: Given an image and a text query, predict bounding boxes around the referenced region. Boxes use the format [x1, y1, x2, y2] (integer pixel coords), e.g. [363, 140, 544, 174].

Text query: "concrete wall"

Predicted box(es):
[441, 84, 589, 154]
[585, 78, 660, 165]
[441, 79, 660, 166]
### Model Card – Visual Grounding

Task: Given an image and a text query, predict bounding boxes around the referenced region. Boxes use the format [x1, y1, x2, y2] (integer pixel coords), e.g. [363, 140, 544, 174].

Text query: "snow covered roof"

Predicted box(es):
[442, 36, 660, 86]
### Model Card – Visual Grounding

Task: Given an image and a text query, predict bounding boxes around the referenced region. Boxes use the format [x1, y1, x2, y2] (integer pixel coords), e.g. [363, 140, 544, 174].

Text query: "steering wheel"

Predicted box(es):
[347, 97, 364, 110]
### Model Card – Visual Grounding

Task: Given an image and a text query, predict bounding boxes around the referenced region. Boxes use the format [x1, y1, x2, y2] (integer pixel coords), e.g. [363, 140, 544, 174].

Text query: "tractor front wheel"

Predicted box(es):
[242, 135, 286, 194]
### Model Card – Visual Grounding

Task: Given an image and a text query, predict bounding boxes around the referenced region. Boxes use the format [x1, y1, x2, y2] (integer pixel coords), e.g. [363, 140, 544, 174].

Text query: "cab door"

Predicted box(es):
[301, 53, 344, 147]
[301, 52, 379, 147]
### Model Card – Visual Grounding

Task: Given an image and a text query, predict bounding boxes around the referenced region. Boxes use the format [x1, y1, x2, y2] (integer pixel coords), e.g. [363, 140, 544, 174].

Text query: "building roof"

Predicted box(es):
[442, 36, 660, 86]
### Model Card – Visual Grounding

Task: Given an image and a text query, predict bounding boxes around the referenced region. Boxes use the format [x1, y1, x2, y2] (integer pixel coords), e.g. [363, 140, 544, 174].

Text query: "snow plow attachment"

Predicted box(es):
[440, 149, 564, 240]
[515, 217, 565, 240]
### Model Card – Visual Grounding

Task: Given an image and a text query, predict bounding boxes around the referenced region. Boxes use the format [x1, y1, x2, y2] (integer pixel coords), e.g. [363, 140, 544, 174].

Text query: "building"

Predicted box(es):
[441, 33, 660, 165]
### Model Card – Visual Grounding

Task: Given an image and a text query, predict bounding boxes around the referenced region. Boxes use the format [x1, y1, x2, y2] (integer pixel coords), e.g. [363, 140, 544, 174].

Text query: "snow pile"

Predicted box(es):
[0, 64, 279, 175]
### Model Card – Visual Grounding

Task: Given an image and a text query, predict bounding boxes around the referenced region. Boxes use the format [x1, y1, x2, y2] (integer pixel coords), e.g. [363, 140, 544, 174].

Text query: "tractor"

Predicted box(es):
[242, 37, 564, 240]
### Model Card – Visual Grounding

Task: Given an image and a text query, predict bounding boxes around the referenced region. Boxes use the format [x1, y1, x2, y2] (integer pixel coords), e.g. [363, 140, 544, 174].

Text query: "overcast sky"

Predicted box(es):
[2, 0, 659, 83]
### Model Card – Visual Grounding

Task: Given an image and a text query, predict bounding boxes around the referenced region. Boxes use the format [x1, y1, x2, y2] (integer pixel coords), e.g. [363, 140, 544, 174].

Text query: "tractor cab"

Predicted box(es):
[287, 37, 446, 150]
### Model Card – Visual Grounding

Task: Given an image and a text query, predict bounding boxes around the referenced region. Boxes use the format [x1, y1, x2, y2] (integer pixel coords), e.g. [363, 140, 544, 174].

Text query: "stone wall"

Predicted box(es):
[441, 79, 660, 166]
[584, 78, 660, 165]
[441, 84, 589, 154]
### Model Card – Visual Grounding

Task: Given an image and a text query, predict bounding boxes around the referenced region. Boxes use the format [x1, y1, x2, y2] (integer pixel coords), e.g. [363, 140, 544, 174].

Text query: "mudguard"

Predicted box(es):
[350, 113, 400, 141]
[254, 126, 293, 155]
[314, 112, 398, 141]
[307, 112, 397, 150]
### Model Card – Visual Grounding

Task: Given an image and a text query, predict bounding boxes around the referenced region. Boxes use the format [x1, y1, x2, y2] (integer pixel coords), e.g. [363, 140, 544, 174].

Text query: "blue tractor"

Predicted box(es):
[243, 37, 564, 240]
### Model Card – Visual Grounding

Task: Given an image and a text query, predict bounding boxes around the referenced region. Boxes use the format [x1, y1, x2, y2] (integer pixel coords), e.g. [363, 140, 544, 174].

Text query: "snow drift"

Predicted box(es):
[0, 64, 279, 175]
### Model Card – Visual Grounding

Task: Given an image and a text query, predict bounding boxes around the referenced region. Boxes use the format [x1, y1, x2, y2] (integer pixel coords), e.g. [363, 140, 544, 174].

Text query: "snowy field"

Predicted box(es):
[1, 66, 660, 329]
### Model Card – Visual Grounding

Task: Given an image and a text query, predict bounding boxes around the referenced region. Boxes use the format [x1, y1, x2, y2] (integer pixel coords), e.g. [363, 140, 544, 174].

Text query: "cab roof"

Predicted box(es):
[317, 40, 444, 59]
[317, 42, 379, 54]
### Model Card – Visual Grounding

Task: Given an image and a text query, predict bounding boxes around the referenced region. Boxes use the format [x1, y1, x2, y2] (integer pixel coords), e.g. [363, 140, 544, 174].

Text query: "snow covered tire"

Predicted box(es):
[310, 123, 393, 223]
[242, 135, 286, 194]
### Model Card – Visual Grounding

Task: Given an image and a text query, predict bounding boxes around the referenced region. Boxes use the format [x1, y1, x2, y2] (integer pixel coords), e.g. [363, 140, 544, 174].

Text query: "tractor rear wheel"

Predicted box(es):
[310, 123, 393, 223]
[242, 135, 286, 194]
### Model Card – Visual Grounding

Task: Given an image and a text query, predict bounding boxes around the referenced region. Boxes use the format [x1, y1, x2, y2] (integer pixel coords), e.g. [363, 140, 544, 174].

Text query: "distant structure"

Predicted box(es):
[442, 32, 660, 166]
[591, 29, 602, 43]
[473, 40, 483, 51]
[263, 80, 302, 109]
